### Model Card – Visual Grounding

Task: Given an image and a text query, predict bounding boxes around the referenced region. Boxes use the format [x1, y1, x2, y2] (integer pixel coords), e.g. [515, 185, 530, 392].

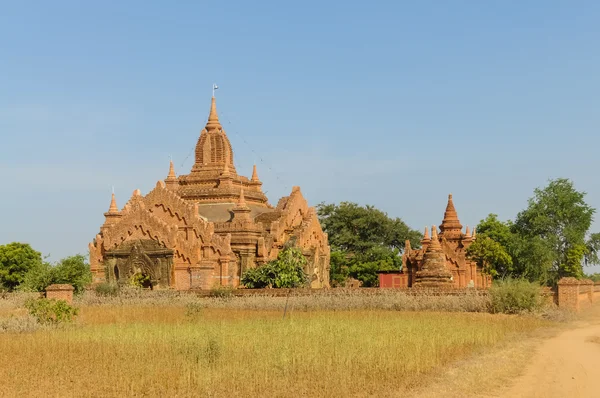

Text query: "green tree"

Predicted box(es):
[513, 178, 598, 281]
[317, 202, 421, 286]
[0, 243, 42, 291]
[466, 214, 554, 283]
[241, 247, 309, 289]
[466, 214, 514, 278]
[586, 273, 600, 282]
[20, 254, 92, 294]
[467, 235, 513, 278]
[52, 255, 92, 293]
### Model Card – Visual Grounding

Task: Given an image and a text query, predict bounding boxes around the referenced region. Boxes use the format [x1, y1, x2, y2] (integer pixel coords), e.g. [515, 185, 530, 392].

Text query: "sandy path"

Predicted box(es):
[501, 317, 600, 398]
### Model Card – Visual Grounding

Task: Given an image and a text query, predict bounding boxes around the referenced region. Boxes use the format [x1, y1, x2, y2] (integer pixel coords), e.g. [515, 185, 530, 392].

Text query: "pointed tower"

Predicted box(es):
[101, 193, 122, 232]
[177, 95, 270, 207]
[439, 194, 463, 241]
[232, 188, 252, 221]
[463, 226, 473, 245]
[165, 160, 178, 190]
[413, 226, 453, 288]
[251, 165, 259, 182]
[191, 96, 237, 177]
[420, 226, 431, 248]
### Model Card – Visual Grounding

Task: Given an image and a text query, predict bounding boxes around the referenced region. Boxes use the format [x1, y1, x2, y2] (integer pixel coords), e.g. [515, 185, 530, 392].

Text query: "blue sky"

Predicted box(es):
[1, 1, 600, 272]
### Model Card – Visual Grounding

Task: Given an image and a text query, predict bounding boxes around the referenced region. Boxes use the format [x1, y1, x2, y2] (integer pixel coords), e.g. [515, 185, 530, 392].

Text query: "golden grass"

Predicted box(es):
[0, 303, 550, 398]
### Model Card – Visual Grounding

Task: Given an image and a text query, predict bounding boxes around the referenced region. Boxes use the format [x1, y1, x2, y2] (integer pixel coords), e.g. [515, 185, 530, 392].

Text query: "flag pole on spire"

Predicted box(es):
[212, 83, 218, 97]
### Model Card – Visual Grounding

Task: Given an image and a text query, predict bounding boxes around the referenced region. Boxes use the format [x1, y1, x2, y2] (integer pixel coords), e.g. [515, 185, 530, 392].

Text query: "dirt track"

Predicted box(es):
[501, 309, 600, 398]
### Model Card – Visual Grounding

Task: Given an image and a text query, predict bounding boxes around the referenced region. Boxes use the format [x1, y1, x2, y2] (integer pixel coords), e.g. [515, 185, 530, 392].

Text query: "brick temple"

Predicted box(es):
[89, 96, 331, 290]
[381, 194, 491, 289]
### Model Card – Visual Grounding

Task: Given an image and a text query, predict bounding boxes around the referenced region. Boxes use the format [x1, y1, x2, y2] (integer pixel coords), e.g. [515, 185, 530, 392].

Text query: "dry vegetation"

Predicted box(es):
[0, 290, 555, 397]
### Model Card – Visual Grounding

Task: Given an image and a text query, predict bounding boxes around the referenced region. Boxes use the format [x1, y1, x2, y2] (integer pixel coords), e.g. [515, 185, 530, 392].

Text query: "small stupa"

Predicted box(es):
[413, 226, 454, 288]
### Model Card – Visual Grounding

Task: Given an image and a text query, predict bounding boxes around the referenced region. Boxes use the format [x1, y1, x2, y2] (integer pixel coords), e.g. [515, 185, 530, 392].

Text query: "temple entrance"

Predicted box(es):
[105, 239, 174, 289]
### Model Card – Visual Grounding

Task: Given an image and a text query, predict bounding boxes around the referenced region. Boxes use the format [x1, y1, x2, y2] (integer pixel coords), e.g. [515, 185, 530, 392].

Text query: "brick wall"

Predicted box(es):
[557, 278, 595, 312]
[45, 284, 74, 304]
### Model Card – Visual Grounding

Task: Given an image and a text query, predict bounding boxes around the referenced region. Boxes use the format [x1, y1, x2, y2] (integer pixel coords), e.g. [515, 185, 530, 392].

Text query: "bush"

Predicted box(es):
[24, 298, 79, 325]
[94, 282, 120, 297]
[131, 273, 153, 289]
[209, 286, 234, 299]
[488, 279, 543, 314]
[185, 302, 204, 320]
[241, 247, 309, 288]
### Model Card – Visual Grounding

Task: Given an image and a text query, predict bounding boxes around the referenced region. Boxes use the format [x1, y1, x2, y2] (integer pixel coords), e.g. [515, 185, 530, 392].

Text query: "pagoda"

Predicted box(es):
[403, 194, 491, 288]
[89, 96, 331, 290]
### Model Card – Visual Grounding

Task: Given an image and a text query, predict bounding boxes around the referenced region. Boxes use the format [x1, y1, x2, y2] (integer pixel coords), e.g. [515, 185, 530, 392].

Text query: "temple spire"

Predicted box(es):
[439, 193, 463, 239]
[167, 160, 176, 179]
[251, 164, 259, 182]
[165, 159, 178, 190]
[107, 193, 119, 214]
[232, 188, 252, 220]
[428, 226, 442, 251]
[205, 96, 222, 130]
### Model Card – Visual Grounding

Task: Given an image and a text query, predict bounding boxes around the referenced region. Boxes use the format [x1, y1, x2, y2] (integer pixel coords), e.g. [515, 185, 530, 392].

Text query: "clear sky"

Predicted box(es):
[2, 1, 600, 272]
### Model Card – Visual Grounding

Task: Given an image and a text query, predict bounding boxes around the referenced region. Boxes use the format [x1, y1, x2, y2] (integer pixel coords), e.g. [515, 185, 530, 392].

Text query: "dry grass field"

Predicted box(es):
[0, 291, 552, 397]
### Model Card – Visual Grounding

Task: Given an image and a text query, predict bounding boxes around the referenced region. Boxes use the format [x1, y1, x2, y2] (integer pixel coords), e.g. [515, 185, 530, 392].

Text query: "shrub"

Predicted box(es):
[209, 286, 234, 299]
[0, 315, 40, 333]
[488, 279, 543, 314]
[94, 282, 120, 297]
[241, 247, 309, 288]
[185, 302, 204, 320]
[24, 298, 79, 325]
[131, 273, 153, 289]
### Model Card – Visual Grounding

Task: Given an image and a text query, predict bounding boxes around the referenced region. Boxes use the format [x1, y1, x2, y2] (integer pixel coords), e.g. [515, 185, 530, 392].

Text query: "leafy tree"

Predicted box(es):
[52, 255, 92, 293]
[513, 178, 597, 281]
[241, 247, 309, 288]
[586, 273, 600, 282]
[20, 261, 54, 293]
[466, 214, 553, 282]
[317, 202, 421, 287]
[20, 254, 92, 294]
[328, 251, 349, 287]
[0, 243, 42, 291]
[467, 235, 513, 278]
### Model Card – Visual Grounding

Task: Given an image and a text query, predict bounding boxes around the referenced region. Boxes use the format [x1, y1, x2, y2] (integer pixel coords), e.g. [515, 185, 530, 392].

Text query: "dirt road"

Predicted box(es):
[501, 313, 600, 398]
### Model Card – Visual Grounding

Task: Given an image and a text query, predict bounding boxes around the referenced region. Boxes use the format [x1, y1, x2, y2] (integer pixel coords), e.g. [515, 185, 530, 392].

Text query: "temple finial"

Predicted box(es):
[423, 226, 430, 240]
[107, 193, 119, 214]
[427, 226, 442, 251]
[251, 164, 259, 182]
[206, 95, 222, 130]
[232, 187, 251, 220]
[237, 188, 247, 206]
[440, 193, 463, 238]
[167, 159, 176, 179]
[465, 225, 471, 237]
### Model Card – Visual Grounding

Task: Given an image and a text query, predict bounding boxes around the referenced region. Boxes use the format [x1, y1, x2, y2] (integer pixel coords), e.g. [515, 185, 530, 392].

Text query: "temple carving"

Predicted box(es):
[400, 195, 491, 289]
[89, 96, 331, 290]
